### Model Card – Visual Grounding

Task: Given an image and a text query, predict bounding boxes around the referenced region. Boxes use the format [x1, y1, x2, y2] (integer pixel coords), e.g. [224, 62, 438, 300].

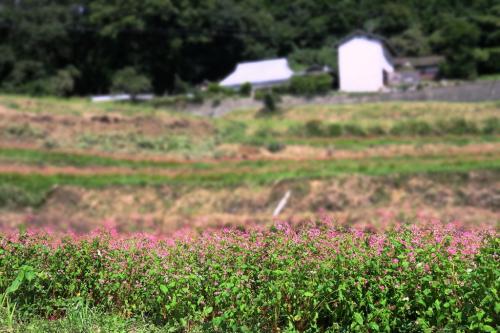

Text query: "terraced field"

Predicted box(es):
[0, 96, 498, 233]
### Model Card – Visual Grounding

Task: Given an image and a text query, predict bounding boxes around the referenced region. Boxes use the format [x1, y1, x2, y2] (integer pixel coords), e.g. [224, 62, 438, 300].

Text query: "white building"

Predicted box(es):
[220, 58, 294, 90]
[338, 32, 394, 93]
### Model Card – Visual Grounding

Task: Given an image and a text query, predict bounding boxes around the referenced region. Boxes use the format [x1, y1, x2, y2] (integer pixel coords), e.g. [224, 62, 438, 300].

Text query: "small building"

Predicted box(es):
[220, 58, 294, 90]
[390, 70, 421, 87]
[337, 31, 394, 93]
[394, 56, 445, 81]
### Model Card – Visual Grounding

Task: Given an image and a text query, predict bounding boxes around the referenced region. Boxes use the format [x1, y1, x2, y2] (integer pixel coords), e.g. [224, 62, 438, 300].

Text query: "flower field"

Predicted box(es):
[1, 219, 498, 332]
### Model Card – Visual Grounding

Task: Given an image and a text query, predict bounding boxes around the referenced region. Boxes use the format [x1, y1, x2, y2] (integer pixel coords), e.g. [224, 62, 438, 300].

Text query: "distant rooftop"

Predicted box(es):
[337, 30, 395, 54]
[394, 56, 445, 67]
[220, 58, 294, 88]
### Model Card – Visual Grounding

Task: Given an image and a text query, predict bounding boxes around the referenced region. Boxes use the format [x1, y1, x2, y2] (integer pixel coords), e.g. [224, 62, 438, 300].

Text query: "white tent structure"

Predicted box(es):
[220, 58, 294, 89]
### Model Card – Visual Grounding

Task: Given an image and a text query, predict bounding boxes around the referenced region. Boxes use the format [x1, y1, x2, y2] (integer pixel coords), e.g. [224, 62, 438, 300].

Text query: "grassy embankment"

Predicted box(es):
[1, 151, 498, 208]
[0, 95, 499, 208]
[1, 96, 499, 153]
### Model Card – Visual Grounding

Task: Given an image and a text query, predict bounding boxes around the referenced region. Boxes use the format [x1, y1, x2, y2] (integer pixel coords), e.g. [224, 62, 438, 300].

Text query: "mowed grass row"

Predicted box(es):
[232, 134, 500, 149]
[0, 134, 499, 169]
[217, 117, 500, 144]
[0, 147, 199, 169]
[1, 153, 499, 208]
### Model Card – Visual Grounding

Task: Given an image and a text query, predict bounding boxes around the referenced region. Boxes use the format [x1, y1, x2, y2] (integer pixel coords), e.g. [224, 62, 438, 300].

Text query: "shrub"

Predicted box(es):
[111, 67, 152, 100]
[304, 120, 325, 137]
[436, 118, 479, 135]
[266, 141, 286, 153]
[270, 85, 289, 95]
[343, 124, 366, 137]
[327, 123, 343, 137]
[367, 125, 387, 136]
[48, 66, 80, 97]
[260, 92, 280, 114]
[482, 117, 500, 135]
[206, 82, 222, 94]
[410, 121, 434, 136]
[253, 89, 269, 101]
[390, 121, 434, 136]
[447, 118, 479, 135]
[239, 82, 252, 96]
[288, 74, 333, 97]
[206, 83, 234, 97]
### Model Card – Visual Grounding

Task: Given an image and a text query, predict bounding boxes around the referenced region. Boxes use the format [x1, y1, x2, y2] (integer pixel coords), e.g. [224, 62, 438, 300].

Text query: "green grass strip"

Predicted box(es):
[0, 147, 211, 170]
[271, 135, 500, 149]
[0, 154, 498, 208]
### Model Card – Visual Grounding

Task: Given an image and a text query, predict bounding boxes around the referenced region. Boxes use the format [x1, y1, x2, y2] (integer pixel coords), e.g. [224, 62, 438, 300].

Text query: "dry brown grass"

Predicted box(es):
[2, 172, 498, 233]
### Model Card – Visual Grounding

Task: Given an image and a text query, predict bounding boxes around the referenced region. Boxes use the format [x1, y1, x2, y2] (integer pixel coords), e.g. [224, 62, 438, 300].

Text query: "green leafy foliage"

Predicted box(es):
[260, 92, 281, 114]
[0, 1, 498, 95]
[289, 47, 337, 71]
[111, 67, 152, 99]
[266, 141, 286, 153]
[239, 82, 252, 97]
[291, 117, 492, 138]
[0, 223, 497, 331]
[288, 74, 333, 97]
[204, 83, 236, 101]
[304, 120, 325, 137]
[434, 16, 482, 79]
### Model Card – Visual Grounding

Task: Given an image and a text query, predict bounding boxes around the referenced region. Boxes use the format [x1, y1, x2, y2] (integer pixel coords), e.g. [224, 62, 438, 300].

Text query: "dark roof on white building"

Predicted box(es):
[337, 30, 395, 55]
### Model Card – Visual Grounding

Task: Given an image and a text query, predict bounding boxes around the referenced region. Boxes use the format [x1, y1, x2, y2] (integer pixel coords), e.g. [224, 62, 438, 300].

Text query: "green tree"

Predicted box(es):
[472, 4, 500, 74]
[289, 47, 337, 72]
[111, 67, 152, 100]
[378, 3, 414, 35]
[46, 66, 80, 97]
[261, 92, 280, 114]
[433, 16, 482, 79]
[0, 0, 76, 94]
[390, 25, 431, 56]
[289, 74, 333, 97]
[0, 0, 498, 96]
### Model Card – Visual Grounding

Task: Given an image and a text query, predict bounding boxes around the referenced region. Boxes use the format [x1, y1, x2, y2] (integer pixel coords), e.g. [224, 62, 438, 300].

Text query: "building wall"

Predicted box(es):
[339, 37, 394, 92]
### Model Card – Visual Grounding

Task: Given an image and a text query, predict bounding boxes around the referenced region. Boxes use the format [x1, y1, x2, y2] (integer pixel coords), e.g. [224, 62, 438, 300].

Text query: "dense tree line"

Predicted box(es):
[0, 0, 498, 96]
